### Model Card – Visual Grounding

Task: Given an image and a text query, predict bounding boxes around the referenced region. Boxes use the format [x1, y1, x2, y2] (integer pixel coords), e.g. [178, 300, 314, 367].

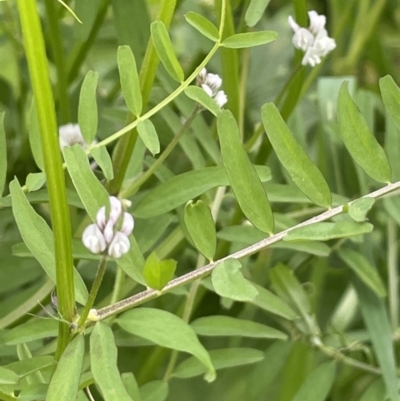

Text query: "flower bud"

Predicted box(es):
[120, 213, 134, 236]
[82, 224, 106, 254]
[59, 124, 86, 150]
[103, 219, 115, 244]
[108, 232, 130, 258]
[109, 196, 122, 224]
[214, 91, 228, 108]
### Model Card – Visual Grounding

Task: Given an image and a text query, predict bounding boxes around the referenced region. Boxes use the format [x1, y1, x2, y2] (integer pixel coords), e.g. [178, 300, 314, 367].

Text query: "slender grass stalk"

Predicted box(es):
[16, 0, 75, 358]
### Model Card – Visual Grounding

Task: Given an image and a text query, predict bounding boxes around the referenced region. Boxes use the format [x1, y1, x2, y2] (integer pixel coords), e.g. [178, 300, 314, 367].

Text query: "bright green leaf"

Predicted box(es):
[184, 200, 216, 260]
[25, 172, 46, 192]
[339, 248, 386, 297]
[291, 362, 336, 401]
[118, 45, 143, 117]
[78, 70, 98, 143]
[184, 86, 221, 116]
[151, 21, 184, 82]
[185, 12, 219, 41]
[348, 198, 375, 222]
[118, 308, 215, 381]
[140, 380, 168, 401]
[64, 144, 109, 220]
[285, 221, 373, 242]
[122, 373, 142, 401]
[2, 319, 58, 345]
[191, 316, 287, 339]
[217, 110, 273, 233]
[245, 0, 272, 27]
[5, 355, 53, 379]
[173, 348, 264, 379]
[222, 31, 278, 48]
[91, 146, 114, 181]
[0, 367, 19, 385]
[47, 336, 84, 401]
[137, 120, 160, 155]
[90, 323, 134, 401]
[133, 165, 271, 218]
[142, 251, 177, 290]
[337, 82, 391, 183]
[9, 179, 88, 304]
[211, 259, 258, 302]
[116, 236, 146, 285]
[262, 103, 331, 208]
[0, 112, 6, 196]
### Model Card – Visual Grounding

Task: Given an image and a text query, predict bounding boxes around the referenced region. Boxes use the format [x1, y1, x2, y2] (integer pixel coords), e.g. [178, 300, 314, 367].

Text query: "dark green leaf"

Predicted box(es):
[185, 12, 219, 41]
[121, 373, 141, 401]
[222, 31, 278, 48]
[380, 75, 400, 132]
[245, 0, 272, 27]
[0, 112, 6, 196]
[90, 323, 134, 401]
[338, 82, 391, 183]
[262, 103, 331, 208]
[191, 316, 287, 339]
[217, 110, 273, 233]
[118, 45, 142, 117]
[118, 308, 215, 381]
[211, 259, 258, 302]
[184, 86, 222, 116]
[137, 120, 160, 155]
[151, 21, 183, 82]
[47, 336, 84, 401]
[142, 251, 176, 290]
[78, 71, 98, 143]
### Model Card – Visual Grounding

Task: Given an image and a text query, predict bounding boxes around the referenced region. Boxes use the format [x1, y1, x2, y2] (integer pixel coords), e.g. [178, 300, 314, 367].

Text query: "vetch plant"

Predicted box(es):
[2, 1, 400, 401]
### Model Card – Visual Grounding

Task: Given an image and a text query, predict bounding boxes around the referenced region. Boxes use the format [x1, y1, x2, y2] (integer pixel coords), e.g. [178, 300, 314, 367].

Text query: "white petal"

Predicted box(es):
[108, 232, 131, 258]
[120, 213, 134, 236]
[205, 73, 222, 92]
[214, 91, 228, 108]
[308, 11, 326, 34]
[96, 206, 107, 230]
[59, 124, 86, 149]
[288, 15, 299, 32]
[196, 68, 207, 85]
[103, 220, 115, 244]
[201, 84, 213, 97]
[109, 196, 122, 224]
[292, 28, 314, 51]
[82, 224, 106, 254]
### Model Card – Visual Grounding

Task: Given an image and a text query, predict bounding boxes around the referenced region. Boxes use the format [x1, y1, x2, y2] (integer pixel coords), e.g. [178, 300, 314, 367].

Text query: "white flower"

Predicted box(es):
[288, 11, 336, 67]
[120, 213, 134, 236]
[108, 232, 131, 258]
[59, 124, 87, 150]
[82, 224, 107, 254]
[197, 68, 227, 108]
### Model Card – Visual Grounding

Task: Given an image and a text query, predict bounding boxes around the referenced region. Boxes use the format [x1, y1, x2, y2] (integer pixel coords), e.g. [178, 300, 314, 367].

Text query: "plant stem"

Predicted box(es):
[119, 106, 200, 198]
[78, 256, 108, 329]
[16, 0, 75, 359]
[387, 219, 398, 333]
[96, 179, 400, 320]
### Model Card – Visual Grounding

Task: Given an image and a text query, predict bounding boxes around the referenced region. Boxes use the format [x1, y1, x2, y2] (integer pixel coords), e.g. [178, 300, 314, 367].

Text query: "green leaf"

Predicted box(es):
[291, 362, 336, 401]
[64, 144, 109, 221]
[133, 165, 271, 218]
[380, 75, 400, 132]
[285, 222, 373, 242]
[217, 110, 273, 233]
[118, 45, 142, 117]
[358, 378, 386, 401]
[18, 384, 47, 401]
[2, 319, 58, 345]
[121, 373, 142, 401]
[117, 308, 215, 381]
[46, 335, 84, 401]
[337, 82, 391, 183]
[222, 31, 277, 48]
[0, 112, 6, 196]
[191, 316, 287, 340]
[352, 277, 398, 401]
[137, 120, 160, 155]
[78, 70, 98, 143]
[150, 21, 183, 82]
[211, 259, 258, 302]
[250, 283, 298, 320]
[262, 103, 332, 208]
[348, 198, 375, 222]
[0, 367, 19, 385]
[116, 236, 146, 285]
[338, 248, 386, 297]
[184, 86, 221, 116]
[184, 200, 216, 260]
[9, 179, 88, 304]
[90, 323, 134, 401]
[5, 356, 53, 379]
[25, 172, 46, 192]
[245, 0, 272, 27]
[142, 251, 177, 291]
[185, 12, 219, 41]
[91, 146, 114, 181]
[140, 380, 168, 401]
[173, 348, 264, 379]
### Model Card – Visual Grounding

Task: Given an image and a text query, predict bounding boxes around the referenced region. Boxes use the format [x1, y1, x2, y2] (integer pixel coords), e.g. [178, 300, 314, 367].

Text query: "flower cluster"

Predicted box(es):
[82, 196, 134, 258]
[59, 124, 88, 150]
[288, 11, 336, 67]
[197, 68, 228, 108]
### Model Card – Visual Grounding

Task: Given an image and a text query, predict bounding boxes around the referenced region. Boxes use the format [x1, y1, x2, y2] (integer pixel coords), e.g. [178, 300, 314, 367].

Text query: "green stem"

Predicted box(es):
[16, 0, 75, 359]
[78, 257, 108, 329]
[387, 220, 398, 333]
[119, 106, 200, 198]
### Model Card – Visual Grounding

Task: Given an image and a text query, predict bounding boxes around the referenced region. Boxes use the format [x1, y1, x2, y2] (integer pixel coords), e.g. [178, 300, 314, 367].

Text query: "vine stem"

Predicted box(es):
[96, 179, 400, 321]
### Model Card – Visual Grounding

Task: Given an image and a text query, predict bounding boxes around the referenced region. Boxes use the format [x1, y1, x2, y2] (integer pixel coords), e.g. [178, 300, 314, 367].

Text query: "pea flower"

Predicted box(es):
[82, 196, 134, 258]
[59, 124, 88, 150]
[196, 68, 228, 108]
[288, 11, 336, 67]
